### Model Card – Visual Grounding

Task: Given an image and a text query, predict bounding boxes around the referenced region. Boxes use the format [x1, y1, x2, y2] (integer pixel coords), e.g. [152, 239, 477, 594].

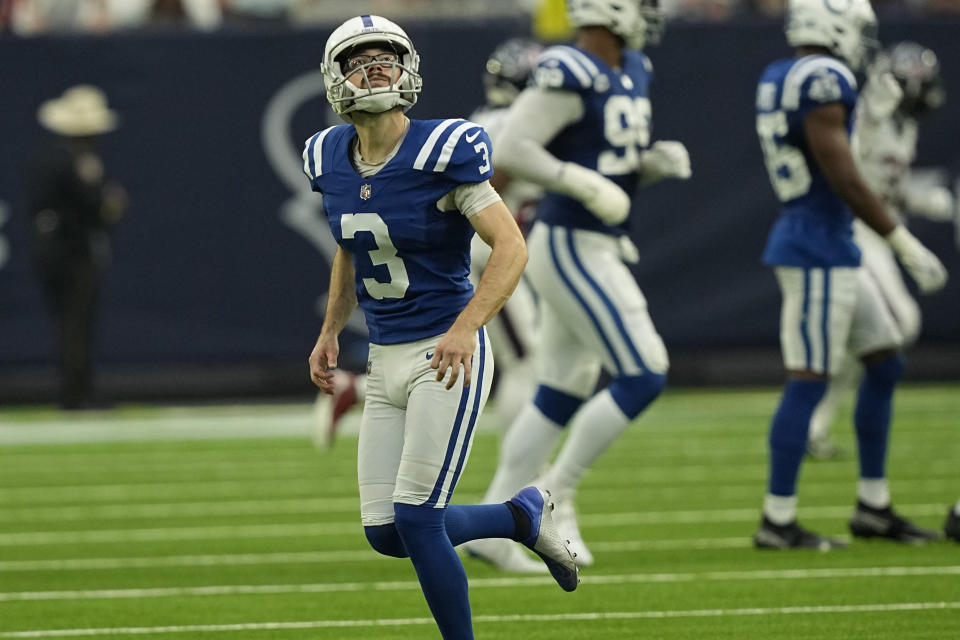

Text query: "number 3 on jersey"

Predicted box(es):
[340, 213, 409, 300]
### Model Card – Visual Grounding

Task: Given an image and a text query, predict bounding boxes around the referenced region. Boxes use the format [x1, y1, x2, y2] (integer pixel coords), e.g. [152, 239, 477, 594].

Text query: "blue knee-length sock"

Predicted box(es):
[364, 503, 521, 559]
[393, 503, 474, 640]
[768, 379, 828, 496]
[855, 355, 904, 479]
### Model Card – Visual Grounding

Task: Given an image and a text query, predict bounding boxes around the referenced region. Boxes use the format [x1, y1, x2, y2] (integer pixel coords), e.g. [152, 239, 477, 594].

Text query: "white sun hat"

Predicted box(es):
[37, 85, 118, 136]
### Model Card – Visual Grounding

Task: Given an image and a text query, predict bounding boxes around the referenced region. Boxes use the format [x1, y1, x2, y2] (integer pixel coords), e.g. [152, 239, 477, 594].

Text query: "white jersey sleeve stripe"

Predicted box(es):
[546, 47, 593, 88]
[303, 127, 334, 179]
[301, 132, 319, 178]
[413, 118, 460, 170]
[563, 45, 600, 77]
[782, 55, 857, 110]
[433, 120, 479, 173]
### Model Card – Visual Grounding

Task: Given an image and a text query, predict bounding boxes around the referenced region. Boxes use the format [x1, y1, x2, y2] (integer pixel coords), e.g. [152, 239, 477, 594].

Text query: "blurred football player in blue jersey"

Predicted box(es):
[462, 37, 551, 574]
[469, 37, 545, 436]
[752, 0, 946, 549]
[303, 15, 577, 638]
[467, 0, 691, 569]
[806, 41, 953, 460]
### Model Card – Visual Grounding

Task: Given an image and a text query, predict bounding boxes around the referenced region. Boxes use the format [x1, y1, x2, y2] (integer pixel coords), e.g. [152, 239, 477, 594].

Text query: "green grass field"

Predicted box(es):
[1, 384, 958, 639]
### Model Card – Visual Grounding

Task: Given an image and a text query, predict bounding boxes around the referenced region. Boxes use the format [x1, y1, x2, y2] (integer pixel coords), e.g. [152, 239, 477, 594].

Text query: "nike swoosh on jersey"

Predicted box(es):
[425, 352, 434, 360]
[464, 130, 481, 143]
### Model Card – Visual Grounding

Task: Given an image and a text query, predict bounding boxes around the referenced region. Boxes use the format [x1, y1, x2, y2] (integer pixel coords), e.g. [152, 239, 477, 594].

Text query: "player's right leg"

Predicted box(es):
[754, 266, 856, 550]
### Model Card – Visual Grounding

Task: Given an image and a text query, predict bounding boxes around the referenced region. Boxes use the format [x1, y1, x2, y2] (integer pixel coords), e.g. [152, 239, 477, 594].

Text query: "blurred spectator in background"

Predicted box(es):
[807, 41, 954, 459]
[25, 85, 127, 409]
[3, 0, 223, 35]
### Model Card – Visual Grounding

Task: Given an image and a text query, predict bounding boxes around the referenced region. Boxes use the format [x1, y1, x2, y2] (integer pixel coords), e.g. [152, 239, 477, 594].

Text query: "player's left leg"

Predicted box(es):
[846, 272, 938, 543]
[807, 224, 920, 460]
[533, 229, 669, 564]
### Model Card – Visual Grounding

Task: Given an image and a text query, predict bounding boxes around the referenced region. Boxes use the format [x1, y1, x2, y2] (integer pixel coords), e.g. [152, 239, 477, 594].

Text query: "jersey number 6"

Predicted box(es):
[340, 213, 410, 300]
[756, 110, 812, 202]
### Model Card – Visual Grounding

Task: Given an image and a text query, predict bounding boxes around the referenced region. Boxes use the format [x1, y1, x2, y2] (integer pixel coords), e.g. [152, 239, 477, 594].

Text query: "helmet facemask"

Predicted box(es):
[321, 16, 422, 122]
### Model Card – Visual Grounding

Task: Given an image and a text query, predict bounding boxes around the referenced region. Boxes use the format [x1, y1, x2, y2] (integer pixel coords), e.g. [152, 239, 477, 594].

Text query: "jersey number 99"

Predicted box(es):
[599, 96, 651, 175]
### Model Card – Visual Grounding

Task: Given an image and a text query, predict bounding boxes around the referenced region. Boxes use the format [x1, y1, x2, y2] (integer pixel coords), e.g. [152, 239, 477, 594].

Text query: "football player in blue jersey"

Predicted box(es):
[752, 0, 946, 549]
[302, 15, 577, 638]
[806, 42, 953, 460]
[466, 0, 691, 569]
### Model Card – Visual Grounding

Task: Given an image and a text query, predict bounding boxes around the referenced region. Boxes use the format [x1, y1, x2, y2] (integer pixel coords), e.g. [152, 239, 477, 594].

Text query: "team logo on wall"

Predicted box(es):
[261, 70, 368, 335]
[360, 184, 372, 200]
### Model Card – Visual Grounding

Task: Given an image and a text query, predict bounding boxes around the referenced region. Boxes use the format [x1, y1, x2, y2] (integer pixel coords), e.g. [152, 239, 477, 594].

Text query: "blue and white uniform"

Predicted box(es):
[303, 118, 497, 524]
[534, 45, 651, 234]
[505, 45, 668, 393]
[756, 55, 902, 375]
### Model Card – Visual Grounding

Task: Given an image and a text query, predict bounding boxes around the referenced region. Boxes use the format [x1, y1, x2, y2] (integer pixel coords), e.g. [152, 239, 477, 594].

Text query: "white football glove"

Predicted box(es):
[559, 161, 631, 225]
[861, 71, 904, 121]
[639, 140, 692, 185]
[885, 225, 948, 294]
[618, 235, 640, 264]
[905, 185, 955, 222]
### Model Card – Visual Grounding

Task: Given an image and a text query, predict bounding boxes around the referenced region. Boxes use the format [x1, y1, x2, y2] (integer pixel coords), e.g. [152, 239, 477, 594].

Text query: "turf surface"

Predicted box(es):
[1, 384, 958, 638]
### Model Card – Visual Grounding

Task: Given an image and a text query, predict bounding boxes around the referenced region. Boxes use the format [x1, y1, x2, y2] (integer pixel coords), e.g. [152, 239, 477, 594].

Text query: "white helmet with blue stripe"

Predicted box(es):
[321, 15, 422, 121]
[785, 0, 878, 71]
[566, 0, 664, 50]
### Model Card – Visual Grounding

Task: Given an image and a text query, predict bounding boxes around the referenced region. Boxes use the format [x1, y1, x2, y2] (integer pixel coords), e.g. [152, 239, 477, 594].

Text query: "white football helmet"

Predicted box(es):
[321, 15, 422, 121]
[785, 0, 878, 71]
[566, 0, 664, 50]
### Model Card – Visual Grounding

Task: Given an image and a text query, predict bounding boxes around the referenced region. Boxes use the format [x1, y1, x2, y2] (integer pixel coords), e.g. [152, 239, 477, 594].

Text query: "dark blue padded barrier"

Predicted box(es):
[0, 19, 957, 398]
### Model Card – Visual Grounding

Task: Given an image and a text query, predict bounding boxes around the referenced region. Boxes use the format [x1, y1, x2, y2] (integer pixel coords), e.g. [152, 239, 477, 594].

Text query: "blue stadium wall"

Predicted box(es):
[1, 19, 958, 402]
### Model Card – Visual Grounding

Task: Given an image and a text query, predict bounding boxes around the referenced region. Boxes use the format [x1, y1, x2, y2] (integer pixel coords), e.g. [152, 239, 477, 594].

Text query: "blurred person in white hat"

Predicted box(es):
[25, 84, 128, 410]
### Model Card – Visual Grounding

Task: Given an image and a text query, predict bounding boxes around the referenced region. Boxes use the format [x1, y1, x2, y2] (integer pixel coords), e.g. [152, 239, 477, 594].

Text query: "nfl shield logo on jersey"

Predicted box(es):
[360, 183, 372, 200]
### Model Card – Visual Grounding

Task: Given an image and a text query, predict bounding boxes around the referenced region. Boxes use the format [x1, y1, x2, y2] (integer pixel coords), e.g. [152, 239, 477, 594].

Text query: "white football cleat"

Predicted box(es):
[462, 538, 548, 574]
[551, 490, 594, 567]
[511, 486, 579, 591]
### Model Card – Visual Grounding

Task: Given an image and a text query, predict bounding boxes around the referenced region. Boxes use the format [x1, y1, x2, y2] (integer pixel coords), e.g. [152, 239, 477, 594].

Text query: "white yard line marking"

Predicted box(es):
[1, 602, 958, 637]
[0, 550, 381, 571]
[1, 497, 358, 522]
[3, 458, 956, 505]
[0, 522, 360, 546]
[0, 538, 756, 572]
[1, 566, 959, 601]
[0, 503, 947, 547]
[6, 477, 957, 523]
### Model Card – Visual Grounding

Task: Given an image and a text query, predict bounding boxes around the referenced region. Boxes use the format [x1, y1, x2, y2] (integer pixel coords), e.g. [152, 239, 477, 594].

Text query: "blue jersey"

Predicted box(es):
[531, 45, 652, 234]
[302, 119, 494, 345]
[756, 55, 861, 267]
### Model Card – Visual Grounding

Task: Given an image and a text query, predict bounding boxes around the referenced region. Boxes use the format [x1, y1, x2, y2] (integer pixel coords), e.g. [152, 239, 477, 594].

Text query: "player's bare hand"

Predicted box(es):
[430, 327, 477, 390]
[309, 333, 339, 394]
